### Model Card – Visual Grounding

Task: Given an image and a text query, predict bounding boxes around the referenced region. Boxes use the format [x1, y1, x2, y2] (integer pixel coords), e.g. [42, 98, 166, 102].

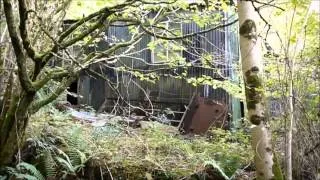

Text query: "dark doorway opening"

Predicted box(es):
[67, 80, 78, 105]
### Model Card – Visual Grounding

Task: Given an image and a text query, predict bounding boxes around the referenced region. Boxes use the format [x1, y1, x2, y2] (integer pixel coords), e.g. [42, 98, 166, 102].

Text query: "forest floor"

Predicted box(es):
[19, 105, 255, 179]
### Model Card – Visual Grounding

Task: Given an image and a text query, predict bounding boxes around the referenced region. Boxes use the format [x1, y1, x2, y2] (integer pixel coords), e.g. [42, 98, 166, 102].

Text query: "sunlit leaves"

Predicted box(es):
[186, 75, 243, 98]
[263, 0, 319, 123]
[66, 0, 123, 19]
[62, 0, 242, 100]
[192, 12, 223, 28]
[290, 0, 311, 8]
[114, 67, 160, 83]
[200, 53, 213, 68]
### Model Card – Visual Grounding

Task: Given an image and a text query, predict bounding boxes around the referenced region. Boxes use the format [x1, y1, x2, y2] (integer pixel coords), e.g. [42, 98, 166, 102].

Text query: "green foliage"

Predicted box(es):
[94, 121, 251, 177]
[40, 150, 56, 178]
[272, 151, 284, 180]
[66, 0, 121, 19]
[20, 113, 90, 179]
[186, 75, 243, 99]
[6, 162, 45, 180]
[263, 1, 319, 178]
[204, 160, 230, 179]
[62, 127, 89, 171]
[192, 12, 223, 28]
[2, 0, 245, 177]
[25, 108, 252, 179]
[205, 128, 252, 176]
[54, 149, 85, 176]
[290, 0, 311, 7]
[20, 0, 242, 116]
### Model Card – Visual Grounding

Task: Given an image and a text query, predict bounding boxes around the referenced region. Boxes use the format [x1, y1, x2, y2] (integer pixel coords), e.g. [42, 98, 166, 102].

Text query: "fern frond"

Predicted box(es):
[14, 173, 38, 180]
[67, 148, 87, 168]
[67, 148, 80, 166]
[204, 160, 230, 180]
[55, 157, 75, 173]
[42, 150, 57, 178]
[5, 166, 17, 174]
[16, 162, 45, 180]
[0, 175, 8, 180]
[67, 127, 82, 149]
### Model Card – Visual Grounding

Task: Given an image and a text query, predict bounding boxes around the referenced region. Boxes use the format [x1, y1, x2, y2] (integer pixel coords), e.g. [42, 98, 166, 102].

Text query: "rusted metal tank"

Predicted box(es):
[179, 95, 228, 134]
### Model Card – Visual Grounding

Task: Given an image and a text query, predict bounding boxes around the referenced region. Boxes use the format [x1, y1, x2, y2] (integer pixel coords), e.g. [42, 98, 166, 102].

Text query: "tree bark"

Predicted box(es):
[0, 91, 35, 166]
[238, 1, 274, 179]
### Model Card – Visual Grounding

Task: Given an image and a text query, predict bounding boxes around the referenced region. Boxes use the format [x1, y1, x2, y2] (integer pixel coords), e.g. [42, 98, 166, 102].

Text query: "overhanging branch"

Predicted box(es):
[34, 12, 112, 80]
[61, 13, 109, 48]
[81, 33, 144, 67]
[142, 19, 238, 40]
[29, 75, 77, 114]
[33, 69, 70, 90]
[58, 0, 137, 43]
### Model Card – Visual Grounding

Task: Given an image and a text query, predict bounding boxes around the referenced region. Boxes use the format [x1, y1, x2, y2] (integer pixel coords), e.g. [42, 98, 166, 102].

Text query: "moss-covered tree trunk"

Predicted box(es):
[238, 1, 274, 179]
[0, 91, 35, 166]
[0, 0, 104, 166]
[0, 0, 43, 166]
[0, 0, 102, 165]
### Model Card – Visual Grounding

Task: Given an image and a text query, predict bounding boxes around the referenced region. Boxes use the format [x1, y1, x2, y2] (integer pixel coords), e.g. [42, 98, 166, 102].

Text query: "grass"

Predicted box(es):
[26, 106, 253, 179]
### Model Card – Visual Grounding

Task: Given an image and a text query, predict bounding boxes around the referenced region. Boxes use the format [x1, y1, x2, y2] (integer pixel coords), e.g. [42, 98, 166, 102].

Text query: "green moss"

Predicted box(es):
[244, 68, 264, 111]
[239, 19, 257, 40]
[272, 151, 284, 180]
[250, 115, 265, 125]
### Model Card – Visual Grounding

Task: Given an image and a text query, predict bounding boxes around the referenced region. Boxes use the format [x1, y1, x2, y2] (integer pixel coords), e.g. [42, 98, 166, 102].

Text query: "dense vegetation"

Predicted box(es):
[0, 0, 319, 179]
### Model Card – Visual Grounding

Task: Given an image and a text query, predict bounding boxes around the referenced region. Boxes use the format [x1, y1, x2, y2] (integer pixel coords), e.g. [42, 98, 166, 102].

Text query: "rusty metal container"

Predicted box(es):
[179, 95, 228, 134]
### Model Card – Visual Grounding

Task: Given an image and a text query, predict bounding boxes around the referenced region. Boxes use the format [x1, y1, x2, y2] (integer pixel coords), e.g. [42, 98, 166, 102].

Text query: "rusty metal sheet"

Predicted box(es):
[179, 95, 228, 134]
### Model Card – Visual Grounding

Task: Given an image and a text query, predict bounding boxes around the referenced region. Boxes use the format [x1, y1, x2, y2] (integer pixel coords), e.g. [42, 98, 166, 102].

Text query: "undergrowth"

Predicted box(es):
[15, 106, 253, 179]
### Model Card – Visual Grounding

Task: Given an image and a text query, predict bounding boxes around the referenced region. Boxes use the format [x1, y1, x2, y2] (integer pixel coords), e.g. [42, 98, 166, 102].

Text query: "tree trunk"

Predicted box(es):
[285, 4, 312, 179]
[238, 1, 274, 179]
[0, 91, 35, 166]
[286, 58, 294, 180]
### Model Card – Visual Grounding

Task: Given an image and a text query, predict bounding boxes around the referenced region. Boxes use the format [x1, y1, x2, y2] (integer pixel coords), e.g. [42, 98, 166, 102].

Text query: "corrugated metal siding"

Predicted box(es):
[224, 12, 242, 127]
[78, 13, 241, 124]
[106, 25, 151, 68]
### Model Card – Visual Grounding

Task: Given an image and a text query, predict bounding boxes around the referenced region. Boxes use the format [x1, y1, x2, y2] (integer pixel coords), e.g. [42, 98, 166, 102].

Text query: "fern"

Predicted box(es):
[54, 148, 87, 176]
[67, 148, 87, 168]
[204, 160, 230, 180]
[55, 156, 75, 173]
[17, 162, 46, 180]
[66, 127, 84, 150]
[40, 150, 57, 178]
[5, 162, 46, 180]
[63, 126, 88, 171]
[14, 174, 38, 180]
[12, 128, 89, 179]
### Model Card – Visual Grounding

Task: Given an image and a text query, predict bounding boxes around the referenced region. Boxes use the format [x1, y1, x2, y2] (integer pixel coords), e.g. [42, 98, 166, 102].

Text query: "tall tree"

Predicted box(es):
[262, 0, 319, 178]
[238, 1, 274, 179]
[285, 2, 314, 179]
[0, 0, 239, 166]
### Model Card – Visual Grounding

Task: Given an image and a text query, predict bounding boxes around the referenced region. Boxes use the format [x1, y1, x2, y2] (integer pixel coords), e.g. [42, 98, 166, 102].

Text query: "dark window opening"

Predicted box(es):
[67, 80, 78, 105]
[240, 101, 245, 118]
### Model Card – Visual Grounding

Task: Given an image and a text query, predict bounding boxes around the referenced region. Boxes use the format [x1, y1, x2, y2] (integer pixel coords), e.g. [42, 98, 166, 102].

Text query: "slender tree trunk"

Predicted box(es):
[286, 59, 293, 180]
[238, 1, 274, 179]
[285, 4, 312, 179]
